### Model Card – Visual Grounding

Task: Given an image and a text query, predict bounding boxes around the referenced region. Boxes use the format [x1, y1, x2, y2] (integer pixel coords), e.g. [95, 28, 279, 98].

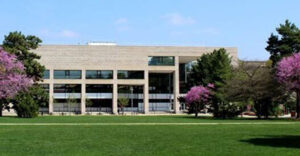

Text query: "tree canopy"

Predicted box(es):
[222, 61, 287, 118]
[189, 48, 234, 118]
[266, 20, 300, 66]
[2, 31, 45, 81]
[276, 53, 300, 118]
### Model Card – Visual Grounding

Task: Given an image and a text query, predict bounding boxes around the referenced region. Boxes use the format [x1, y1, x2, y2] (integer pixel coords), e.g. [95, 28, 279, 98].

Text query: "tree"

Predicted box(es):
[185, 84, 213, 117]
[223, 61, 287, 119]
[276, 53, 300, 118]
[266, 20, 300, 66]
[118, 96, 129, 114]
[0, 48, 32, 116]
[2, 31, 45, 81]
[189, 48, 233, 118]
[13, 90, 39, 118]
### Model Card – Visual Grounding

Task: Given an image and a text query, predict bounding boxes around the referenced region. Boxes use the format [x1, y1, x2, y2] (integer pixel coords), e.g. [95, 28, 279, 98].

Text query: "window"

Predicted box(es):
[86, 70, 113, 79]
[117, 71, 144, 79]
[54, 70, 81, 79]
[86, 84, 113, 93]
[43, 70, 50, 79]
[54, 84, 81, 93]
[148, 56, 175, 66]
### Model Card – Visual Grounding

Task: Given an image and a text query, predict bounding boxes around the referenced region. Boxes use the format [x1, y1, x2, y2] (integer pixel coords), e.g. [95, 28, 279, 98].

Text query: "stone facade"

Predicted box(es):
[33, 45, 238, 114]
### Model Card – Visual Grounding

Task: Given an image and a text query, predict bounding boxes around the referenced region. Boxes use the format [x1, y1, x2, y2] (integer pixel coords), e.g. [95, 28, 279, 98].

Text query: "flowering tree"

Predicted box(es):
[185, 84, 214, 117]
[0, 48, 32, 116]
[276, 53, 300, 118]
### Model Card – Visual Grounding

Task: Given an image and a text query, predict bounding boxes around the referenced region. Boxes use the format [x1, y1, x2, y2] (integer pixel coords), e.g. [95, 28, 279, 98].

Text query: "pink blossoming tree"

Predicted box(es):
[185, 84, 214, 117]
[276, 53, 300, 118]
[0, 48, 32, 116]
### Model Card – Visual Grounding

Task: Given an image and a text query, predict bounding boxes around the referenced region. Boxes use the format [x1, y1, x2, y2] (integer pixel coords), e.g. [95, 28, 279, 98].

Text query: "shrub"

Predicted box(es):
[13, 91, 38, 118]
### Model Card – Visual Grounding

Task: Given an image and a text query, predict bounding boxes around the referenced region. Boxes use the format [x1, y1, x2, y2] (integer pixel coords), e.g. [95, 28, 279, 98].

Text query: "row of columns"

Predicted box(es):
[47, 56, 180, 114]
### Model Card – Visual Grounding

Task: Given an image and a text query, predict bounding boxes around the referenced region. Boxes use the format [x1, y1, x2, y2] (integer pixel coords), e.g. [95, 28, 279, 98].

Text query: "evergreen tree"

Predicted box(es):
[2, 31, 45, 81]
[189, 48, 233, 118]
[266, 20, 300, 66]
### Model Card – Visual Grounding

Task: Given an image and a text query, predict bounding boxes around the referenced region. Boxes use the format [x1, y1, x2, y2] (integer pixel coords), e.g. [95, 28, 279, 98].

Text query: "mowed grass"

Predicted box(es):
[0, 116, 299, 156]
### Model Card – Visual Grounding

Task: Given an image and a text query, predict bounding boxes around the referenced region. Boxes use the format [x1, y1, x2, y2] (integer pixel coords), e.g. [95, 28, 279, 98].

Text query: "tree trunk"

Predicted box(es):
[255, 101, 261, 119]
[195, 104, 198, 118]
[297, 91, 300, 119]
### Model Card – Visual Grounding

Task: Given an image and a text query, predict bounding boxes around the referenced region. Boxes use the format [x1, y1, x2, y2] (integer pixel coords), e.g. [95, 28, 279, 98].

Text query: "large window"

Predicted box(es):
[149, 73, 173, 93]
[43, 70, 50, 79]
[54, 84, 81, 93]
[86, 70, 113, 79]
[54, 70, 81, 79]
[86, 84, 113, 93]
[148, 56, 175, 66]
[117, 71, 144, 79]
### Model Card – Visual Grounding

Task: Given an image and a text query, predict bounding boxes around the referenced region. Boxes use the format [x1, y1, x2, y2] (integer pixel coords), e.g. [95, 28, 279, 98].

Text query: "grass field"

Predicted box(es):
[0, 115, 299, 156]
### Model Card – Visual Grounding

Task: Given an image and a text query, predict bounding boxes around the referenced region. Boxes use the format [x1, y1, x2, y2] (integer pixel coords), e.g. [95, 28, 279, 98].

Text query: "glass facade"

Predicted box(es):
[148, 56, 175, 66]
[85, 84, 113, 113]
[43, 70, 50, 79]
[86, 84, 113, 93]
[117, 70, 144, 79]
[179, 62, 195, 93]
[118, 85, 143, 112]
[86, 70, 113, 79]
[149, 73, 173, 93]
[54, 84, 81, 93]
[54, 70, 81, 79]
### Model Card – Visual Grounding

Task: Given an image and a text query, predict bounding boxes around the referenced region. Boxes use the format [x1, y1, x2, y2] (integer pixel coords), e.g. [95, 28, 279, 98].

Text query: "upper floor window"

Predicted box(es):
[117, 70, 144, 79]
[86, 70, 113, 79]
[54, 70, 81, 79]
[43, 70, 50, 79]
[148, 56, 175, 66]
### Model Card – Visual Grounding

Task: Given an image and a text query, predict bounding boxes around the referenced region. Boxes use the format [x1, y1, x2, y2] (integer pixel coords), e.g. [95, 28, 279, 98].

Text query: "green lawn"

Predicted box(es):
[0, 115, 299, 156]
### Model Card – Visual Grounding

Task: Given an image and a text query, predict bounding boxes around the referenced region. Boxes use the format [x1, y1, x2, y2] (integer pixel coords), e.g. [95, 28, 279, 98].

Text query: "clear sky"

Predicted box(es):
[0, 0, 299, 60]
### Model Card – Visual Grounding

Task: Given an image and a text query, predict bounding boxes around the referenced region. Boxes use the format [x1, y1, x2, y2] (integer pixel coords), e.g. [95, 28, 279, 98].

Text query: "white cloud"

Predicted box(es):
[38, 29, 79, 38]
[114, 17, 130, 32]
[197, 28, 219, 35]
[59, 30, 79, 38]
[115, 18, 128, 24]
[162, 13, 196, 26]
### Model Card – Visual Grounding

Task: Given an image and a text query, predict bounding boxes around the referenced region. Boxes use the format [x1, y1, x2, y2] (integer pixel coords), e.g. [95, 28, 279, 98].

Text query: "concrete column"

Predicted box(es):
[49, 83, 54, 114]
[144, 70, 149, 114]
[81, 70, 86, 114]
[173, 56, 180, 113]
[49, 69, 54, 114]
[112, 70, 118, 114]
[81, 84, 86, 114]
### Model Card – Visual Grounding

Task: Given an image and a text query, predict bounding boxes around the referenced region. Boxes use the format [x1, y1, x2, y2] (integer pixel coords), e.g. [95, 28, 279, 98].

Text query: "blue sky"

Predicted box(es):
[0, 0, 299, 60]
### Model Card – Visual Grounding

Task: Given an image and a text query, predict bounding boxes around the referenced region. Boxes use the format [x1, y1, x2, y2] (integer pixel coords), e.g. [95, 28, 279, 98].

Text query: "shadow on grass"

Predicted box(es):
[176, 115, 300, 121]
[241, 136, 300, 149]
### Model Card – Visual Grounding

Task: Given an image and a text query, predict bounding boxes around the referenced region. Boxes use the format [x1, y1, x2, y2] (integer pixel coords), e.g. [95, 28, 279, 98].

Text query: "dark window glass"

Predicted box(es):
[117, 71, 144, 79]
[86, 70, 113, 79]
[148, 56, 175, 66]
[86, 99, 112, 108]
[149, 73, 173, 93]
[118, 85, 143, 94]
[54, 70, 81, 79]
[54, 84, 81, 93]
[43, 70, 50, 79]
[86, 84, 113, 93]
